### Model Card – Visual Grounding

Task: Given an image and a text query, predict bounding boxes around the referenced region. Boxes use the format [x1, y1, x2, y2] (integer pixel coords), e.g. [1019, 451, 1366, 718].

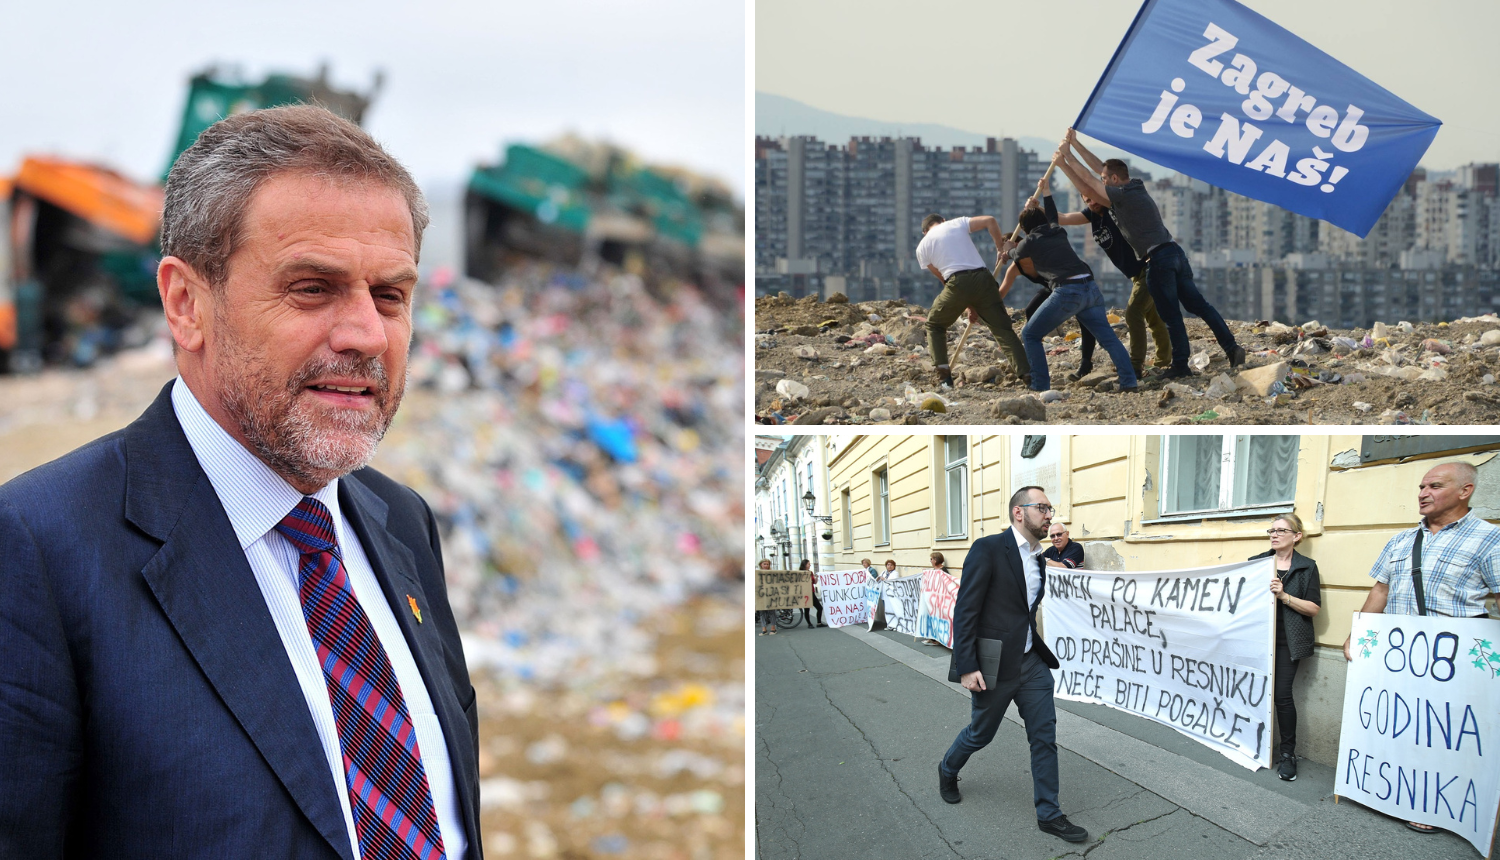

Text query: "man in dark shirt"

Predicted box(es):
[1050, 193, 1172, 377]
[999, 175, 1137, 393]
[1042, 523, 1085, 569]
[1053, 130, 1245, 380]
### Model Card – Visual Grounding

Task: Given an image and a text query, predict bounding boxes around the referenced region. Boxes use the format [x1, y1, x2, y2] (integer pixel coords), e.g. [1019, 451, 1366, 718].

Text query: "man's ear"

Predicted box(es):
[158, 256, 210, 354]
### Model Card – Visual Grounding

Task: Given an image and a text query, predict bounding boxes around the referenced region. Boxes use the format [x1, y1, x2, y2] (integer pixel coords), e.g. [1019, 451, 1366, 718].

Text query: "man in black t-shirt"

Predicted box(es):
[1042, 523, 1085, 569]
[1051, 196, 1172, 377]
[1054, 130, 1245, 380]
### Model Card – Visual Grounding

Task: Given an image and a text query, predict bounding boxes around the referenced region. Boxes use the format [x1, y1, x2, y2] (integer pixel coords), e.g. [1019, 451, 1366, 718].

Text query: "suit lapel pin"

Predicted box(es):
[407, 595, 422, 623]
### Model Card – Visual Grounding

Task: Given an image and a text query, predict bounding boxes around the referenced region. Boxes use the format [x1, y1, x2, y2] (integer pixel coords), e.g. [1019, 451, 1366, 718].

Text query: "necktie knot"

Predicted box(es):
[275, 496, 339, 556]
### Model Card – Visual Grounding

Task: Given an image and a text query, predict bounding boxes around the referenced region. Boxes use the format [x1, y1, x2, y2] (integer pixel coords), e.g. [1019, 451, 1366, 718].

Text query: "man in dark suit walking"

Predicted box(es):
[0, 106, 480, 859]
[938, 486, 1089, 844]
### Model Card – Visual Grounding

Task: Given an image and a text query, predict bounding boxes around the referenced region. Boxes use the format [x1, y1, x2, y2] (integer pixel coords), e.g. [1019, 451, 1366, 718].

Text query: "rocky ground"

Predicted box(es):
[755, 293, 1500, 425]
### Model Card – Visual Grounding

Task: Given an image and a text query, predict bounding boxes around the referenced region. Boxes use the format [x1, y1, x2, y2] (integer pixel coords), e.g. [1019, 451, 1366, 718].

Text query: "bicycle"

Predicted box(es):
[774, 608, 803, 629]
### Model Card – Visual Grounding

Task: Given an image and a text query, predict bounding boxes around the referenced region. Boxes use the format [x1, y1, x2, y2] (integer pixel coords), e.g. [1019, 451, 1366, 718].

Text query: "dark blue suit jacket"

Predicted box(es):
[950, 528, 1059, 682]
[0, 384, 482, 859]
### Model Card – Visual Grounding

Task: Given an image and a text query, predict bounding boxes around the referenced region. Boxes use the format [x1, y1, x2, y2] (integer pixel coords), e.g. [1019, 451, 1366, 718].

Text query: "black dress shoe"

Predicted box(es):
[1066, 364, 1094, 382]
[1038, 814, 1088, 842]
[938, 765, 961, 803]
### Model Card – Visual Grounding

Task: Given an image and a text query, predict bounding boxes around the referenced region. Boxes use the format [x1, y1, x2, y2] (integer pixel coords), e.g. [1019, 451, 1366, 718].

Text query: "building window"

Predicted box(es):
[874, 467, 890, 546]
[841, 488, 853, 549]
[1160, 435, 1299, 517]
[942, 435, 968, 538]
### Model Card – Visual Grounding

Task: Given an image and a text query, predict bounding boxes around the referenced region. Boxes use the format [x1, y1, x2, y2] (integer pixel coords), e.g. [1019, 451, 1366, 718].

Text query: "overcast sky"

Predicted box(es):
[756, 0, 1496, 171]
[2, 0, 745, 198]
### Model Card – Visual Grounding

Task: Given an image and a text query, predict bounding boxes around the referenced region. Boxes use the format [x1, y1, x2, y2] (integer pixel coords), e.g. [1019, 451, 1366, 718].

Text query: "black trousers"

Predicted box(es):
[1274, 642, 1300, 756]
[802, 592, 824, 626]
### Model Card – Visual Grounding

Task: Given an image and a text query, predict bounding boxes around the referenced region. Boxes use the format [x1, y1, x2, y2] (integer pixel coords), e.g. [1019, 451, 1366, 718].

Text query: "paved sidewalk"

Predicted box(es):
[754, 623, 1480, 860]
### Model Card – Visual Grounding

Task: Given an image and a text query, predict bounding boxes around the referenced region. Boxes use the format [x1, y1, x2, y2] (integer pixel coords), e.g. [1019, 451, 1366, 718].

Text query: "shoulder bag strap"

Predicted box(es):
[1410, 527, 1429, 617]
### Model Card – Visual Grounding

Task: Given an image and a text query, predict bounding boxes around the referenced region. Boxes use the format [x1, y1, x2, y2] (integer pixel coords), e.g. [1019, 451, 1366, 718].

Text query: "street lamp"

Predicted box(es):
[770, 523, 789, 568]
[801, 489, 833, 532]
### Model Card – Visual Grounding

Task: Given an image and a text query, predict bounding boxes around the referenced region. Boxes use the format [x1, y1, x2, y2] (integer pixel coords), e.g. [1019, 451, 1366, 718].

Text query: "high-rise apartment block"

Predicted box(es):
[757, 135, 1500, 327]
[755, 135, 1042, 302]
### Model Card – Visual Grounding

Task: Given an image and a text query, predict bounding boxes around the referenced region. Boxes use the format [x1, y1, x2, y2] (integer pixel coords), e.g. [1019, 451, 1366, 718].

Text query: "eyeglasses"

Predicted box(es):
[1266, 528, 1296, 536]
[1019, 503, 1054, 515]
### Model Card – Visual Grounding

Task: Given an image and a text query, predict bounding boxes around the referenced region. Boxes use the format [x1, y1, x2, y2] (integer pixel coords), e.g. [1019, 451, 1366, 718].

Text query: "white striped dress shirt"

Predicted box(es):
[171, 379, 466, 860]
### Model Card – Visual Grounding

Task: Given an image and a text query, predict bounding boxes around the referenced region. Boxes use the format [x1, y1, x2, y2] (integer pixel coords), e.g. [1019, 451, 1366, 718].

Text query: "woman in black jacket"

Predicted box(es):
[1249, 512, 1321, 782]
[799, 558, 827, 628]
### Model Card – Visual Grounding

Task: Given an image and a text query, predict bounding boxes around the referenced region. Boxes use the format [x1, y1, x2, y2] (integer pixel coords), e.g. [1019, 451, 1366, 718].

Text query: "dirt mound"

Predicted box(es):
[754, 293, 1500, 426]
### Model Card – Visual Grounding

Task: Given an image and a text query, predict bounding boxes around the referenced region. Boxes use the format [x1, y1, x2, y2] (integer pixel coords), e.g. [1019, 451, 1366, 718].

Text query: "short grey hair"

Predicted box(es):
[1433, 461, 1479, 489]
[161, 105, 428, 289]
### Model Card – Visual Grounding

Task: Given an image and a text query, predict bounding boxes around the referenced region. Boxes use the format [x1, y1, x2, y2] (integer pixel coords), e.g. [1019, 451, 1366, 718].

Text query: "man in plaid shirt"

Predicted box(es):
[1344, 462, 1500, 649]
[1343, 461, 1500, 833]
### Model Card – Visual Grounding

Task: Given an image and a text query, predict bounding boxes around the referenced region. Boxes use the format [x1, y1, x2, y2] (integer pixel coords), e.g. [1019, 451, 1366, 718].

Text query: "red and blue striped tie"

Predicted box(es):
[276, 497, 446, 860]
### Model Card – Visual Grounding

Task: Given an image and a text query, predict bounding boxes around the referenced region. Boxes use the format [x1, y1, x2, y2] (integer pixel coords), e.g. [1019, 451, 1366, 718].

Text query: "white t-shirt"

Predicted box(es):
[915, 217, 986, 279]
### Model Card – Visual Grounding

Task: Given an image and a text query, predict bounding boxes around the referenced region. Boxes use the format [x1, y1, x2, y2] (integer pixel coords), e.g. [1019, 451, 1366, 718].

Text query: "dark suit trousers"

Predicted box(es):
[940, 649, 1061, 821]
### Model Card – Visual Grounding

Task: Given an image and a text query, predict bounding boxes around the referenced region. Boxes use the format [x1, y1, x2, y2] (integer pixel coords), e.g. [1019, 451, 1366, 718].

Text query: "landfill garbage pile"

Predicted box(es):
[755, 292, 1500, 425]
[372, 263, 746, 859]
[0, 260, 746, 859]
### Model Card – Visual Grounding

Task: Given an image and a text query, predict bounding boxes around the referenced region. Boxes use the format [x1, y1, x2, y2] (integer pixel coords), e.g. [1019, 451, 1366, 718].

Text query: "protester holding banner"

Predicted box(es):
[1247, 513, 1321, 782]
[1047, 171, 1172, 376]
[1341, 461, 1500, 832]
[861, 558, 879, 582]
[929, 552, 949, 574]
[914, 214, 1030, 390]
[756, 559, 777, 635]
[1042, 523, 1086, 569]
[884, 559, 898, 579]
[1054, 132, 1245, 380]
[1342, 461, 1500, 644]
[798, 559, 827, 629]
[938, 486, 1088, 844]
[1001, 176, 1137, 393]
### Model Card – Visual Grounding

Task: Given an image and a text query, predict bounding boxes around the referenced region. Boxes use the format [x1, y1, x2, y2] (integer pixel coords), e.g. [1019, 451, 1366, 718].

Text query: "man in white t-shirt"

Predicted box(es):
[916, 214, 1030, 389]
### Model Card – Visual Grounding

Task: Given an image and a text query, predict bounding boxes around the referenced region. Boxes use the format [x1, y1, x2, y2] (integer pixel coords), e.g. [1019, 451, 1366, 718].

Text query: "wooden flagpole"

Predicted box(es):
[952, 158, 1061, 368]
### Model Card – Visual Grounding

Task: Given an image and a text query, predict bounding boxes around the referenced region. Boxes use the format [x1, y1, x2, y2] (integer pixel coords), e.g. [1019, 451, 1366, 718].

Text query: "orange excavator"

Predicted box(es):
[0, 66, 373, 373]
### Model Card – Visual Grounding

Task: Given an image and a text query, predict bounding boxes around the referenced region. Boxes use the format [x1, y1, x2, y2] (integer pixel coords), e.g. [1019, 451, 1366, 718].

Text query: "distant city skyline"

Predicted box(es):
[756, 0, 1497, 174]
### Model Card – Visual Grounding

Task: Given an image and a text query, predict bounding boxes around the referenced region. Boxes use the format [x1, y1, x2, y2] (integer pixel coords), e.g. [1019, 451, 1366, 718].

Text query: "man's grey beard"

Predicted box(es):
[218, 351, 404, 490]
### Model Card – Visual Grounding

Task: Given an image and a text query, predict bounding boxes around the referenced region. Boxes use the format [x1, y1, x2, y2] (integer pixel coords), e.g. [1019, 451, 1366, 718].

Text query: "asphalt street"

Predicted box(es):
[754, 622, 1483, 860]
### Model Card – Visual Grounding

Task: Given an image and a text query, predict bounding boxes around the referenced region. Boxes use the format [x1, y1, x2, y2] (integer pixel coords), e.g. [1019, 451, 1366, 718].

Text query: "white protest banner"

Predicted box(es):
[870, 574, 922, 635]
[1336, 612, 1500, 855]
[1043, 559, 1275, 770]
[813, 568, 872, 628]
[915, 569, 959, 648]
[865, 580, 883, 625]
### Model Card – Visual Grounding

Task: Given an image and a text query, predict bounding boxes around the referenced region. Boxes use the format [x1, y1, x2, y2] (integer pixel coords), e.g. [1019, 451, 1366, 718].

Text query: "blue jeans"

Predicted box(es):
[1143, 242, 1238, 368]
[941, 650, 1062, 822]
[1021, 278, 1137, 391]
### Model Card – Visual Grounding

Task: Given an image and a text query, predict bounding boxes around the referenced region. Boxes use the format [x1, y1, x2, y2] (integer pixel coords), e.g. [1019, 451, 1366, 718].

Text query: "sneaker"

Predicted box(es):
[1038, 814, 1089, 842]
[1277, 753, 1297, 781]
[1067, 365, 1094, 382]
[938, 765, 961, 804]
[1229, 344, 1247, 369]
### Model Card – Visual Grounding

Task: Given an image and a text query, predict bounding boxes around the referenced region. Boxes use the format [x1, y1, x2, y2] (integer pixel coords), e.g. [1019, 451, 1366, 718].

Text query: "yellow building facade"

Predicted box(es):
[822, 432, 1500, 765]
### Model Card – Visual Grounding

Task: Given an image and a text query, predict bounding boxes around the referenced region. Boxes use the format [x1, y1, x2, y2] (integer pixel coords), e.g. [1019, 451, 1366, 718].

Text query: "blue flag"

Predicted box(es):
[1076, 0, 1440, 237]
